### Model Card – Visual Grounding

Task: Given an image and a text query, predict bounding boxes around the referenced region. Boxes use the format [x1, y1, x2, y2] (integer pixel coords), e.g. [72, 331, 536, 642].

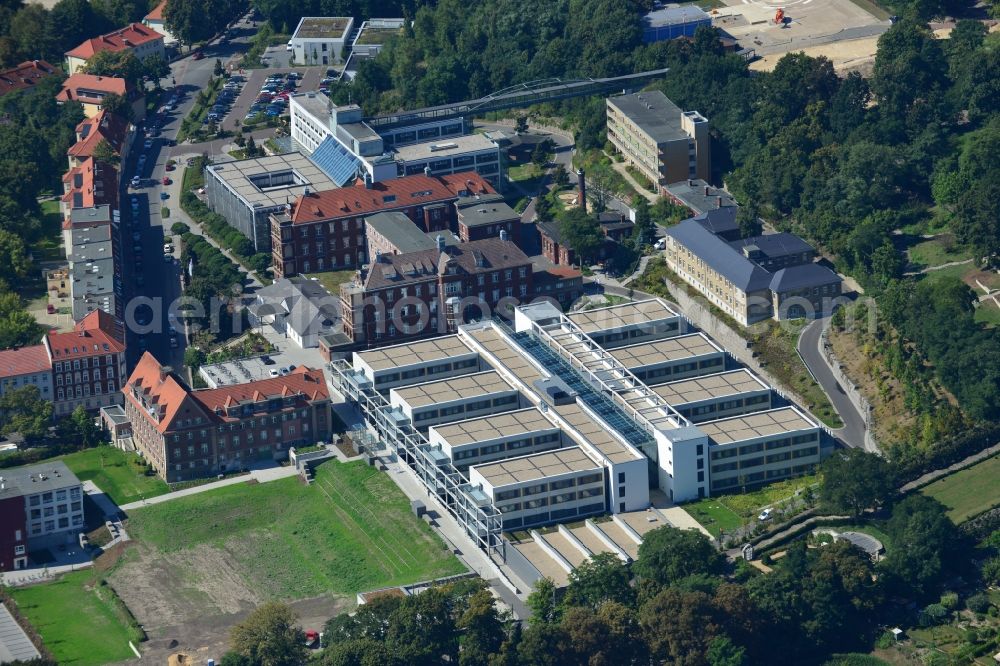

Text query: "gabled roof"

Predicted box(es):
[125, 352, 211, 433]
[730, 233, 814, 260]
[145, 1, 167, 21]
[68, 110, 130, 159]
[0, 60, 59, 97]
[290, 171, 493, 224]
[191, 367, 330, 413]
[65, 22, 162, 60]
[769, 263, 842, 293]
[56, 74, 129, 105]
[0, 344, 51, 378]
[60, 157, 119, 217]
[361, 238, 530, 291]
[665, 218, 772, 292]
[46, 310, 125, 360]
[691, 207, 738, 236]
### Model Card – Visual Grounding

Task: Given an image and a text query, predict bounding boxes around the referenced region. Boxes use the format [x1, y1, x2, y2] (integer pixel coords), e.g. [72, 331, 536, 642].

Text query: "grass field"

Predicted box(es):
[11, 570, 136, 666]
[58, 446, 169, 506]
[921, 454, 1000, 523]
[907, 237, 971, 269]
[123, 460, 465, 599]
[681, 474, 820, 537]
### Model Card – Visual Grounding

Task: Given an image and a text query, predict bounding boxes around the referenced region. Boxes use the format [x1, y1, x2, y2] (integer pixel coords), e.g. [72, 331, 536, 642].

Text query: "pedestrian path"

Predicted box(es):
[0, 602, 40, 662]
[119, 465, 297, 511]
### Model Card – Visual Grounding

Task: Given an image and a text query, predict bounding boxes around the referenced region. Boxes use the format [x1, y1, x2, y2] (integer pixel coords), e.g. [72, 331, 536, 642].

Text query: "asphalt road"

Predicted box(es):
[797, 317, 869, 450]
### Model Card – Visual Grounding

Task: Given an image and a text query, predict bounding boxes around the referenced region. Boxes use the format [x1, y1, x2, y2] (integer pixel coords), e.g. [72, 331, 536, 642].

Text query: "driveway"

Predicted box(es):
[797, 317, 870, 450]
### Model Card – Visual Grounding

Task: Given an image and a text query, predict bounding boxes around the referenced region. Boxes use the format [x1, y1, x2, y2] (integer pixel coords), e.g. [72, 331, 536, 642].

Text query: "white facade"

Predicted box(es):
[291, 17, 355, 66]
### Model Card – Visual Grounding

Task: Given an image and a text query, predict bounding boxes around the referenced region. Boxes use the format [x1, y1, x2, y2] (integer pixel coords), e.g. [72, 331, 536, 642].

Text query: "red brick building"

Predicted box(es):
[0, 60, 59, 98]
[455, 194, 521, 242]
[44, 310, 127, 417]
[340, 237, 533, 345]
[0, 493, 27, 571]
[270, 171, 494, 278]
[122, 353, 332, 482]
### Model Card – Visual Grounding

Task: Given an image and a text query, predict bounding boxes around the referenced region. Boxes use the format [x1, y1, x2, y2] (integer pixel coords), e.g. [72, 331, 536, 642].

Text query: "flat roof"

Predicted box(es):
[456, 198, 519, 228]
[199, 357, 275, 387]
[432, 408, 556, 447]
[513, 540, 569, 587]
[394, 133, 497, 162]
[541, 530, 588, 567]
[206, 152, 337, 211]
[607, 90, 688, 144]
[366, 211, 437, 253]
[568, 524, 618, 558]
[393, 370, 514, 409]
[609, 333, 723, 369]
[293, 17, 351, 39]
[0, 461, 80, 499]
[569, 298, 679, 333]
[553, 402, 644, 463]
[357, 335, 475, 371]
[292, 92, 332, 123]
[698, 407, 817, 445]
[591, 519, 640, 559]
[465, 326, 544, 384]
[473, 446, 600, 488]
[618, 509, 671, 537]
[653, 369, 769, 406]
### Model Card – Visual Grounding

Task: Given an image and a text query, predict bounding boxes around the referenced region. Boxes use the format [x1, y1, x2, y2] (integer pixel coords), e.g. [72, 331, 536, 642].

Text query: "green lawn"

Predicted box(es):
[921, 454, 1000, 523]
[907, 237, 971, 269]
[975, 301, 1000, 327]
[30, 199, 64, 262]
[57, 446, 169, 506]
[682, 474, 820, 537]
[124, 460, 466, 598]
[306, 269, 356, 295]
[508, 162, 543, 188]
[11, 570, 136, 666]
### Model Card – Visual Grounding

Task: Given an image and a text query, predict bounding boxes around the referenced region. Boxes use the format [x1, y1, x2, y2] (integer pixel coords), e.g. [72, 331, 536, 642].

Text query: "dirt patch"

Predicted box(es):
[964, 268, 1000, 293]
[106, 540, 352, 664]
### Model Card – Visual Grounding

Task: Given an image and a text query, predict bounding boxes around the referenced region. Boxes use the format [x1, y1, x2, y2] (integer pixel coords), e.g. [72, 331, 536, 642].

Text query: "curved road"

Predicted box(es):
[797, 317, 870, 451]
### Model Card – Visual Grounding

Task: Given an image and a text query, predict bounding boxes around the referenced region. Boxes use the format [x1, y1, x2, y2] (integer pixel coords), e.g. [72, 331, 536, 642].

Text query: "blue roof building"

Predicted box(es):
[643, 6, 713, 43]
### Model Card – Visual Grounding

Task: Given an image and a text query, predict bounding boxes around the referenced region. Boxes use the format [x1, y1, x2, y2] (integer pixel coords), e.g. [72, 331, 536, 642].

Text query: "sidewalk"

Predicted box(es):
[119, 464, 297, 511]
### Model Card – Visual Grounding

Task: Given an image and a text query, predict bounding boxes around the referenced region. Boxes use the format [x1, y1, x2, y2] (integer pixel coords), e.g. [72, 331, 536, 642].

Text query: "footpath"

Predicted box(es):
[119, 464, 297, 511]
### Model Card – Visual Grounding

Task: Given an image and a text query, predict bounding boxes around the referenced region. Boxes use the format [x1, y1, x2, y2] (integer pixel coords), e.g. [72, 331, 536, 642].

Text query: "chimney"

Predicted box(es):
[363, 171, 372, 189]
[158, 365, 171, 382]
[687, 179, 693, 187]
[303, 186, 311, 197]
[577, 168, 586, 211]
[704, 185, 710, 196]
[717, 196, 723, 209]
[436, 235, 446, 253]
[424, 165, 431, 177]
[499, 229, 508, 242]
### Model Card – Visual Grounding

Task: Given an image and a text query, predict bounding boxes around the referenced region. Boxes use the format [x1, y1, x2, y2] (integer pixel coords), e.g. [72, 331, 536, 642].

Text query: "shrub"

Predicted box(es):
[161, 207, 170, 218]
[919, 603, 950, 626]
[940, 591, 959, 610]
[171, 222, 190, 235]
[966, 592, 992, 614]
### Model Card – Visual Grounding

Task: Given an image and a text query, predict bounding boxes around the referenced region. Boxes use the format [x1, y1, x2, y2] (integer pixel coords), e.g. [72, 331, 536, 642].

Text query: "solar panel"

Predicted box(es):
[309, 136, 363, 186]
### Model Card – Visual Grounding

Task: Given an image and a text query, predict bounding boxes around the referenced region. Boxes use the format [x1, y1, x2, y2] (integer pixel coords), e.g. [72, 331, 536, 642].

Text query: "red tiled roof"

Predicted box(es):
[60, 157, 119, 219]
[68, 110, 130, 159]
[290, 171, 494, 225]
[56, 74, 129, 105]
[0, 60, 59, 97]
[192, 367, 330, 413]
[125, 352, 210, 434]
[145, 1, 167, 21]
[0, 345, 51, 378]
[46, 310, 125, 360]
[65, 23, 163, 60]
[544, 266, 583, 279]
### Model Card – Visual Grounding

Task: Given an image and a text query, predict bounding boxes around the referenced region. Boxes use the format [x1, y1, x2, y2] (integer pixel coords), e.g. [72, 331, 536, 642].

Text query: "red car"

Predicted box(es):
[165, 163, 175, 171]
[162, 176, 171, 185]
[192, 51, 204, 60]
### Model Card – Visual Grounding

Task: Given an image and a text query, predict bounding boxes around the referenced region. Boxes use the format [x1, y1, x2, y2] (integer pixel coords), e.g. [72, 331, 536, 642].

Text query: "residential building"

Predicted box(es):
[606, 90, 710, 191]
[62, 205, 121, 321]
[663, 218, 843, 325]
[0, 60, 59, 98]
[270, 171, 495, 278]
[0, 492, 27, 570]
[290, 17, 355, 66]
[537, 213, 636, 267]
[62, 157, 119, 214]
[203, 152, 337, 253]
[64, 22, 165, 76]
[122, 353, 332, 482]
[642, 6, 712, 43]
[0, 346, 54, 402]
[66, 110, 133, 169]
[0, 461, 84, 549]
[455, 194, 520, 242]
[45, 310, 127, 416]
[340, 236, 534, 344]
[142, 1, 176, 44]
[531, 266, 584, 311]
[247, 275, 339, 349]
[56, 73, 144, 119]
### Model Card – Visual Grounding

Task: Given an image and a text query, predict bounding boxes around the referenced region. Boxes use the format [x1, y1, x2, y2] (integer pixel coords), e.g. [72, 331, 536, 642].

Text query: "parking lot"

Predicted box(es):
[222, 66, 330, 131]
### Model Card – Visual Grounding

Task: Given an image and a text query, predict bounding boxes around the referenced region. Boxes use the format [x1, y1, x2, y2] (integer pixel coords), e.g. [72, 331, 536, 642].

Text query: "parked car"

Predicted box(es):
[143, 139, 153, 150]
[163, 243, 174, 253]
[165, 162, 176, 171]
[265, 106, 282, 117]
[130, 196, 140, 210]
[131, 175, 141, 187]
[286, 40, 293, 51]
[164, 253, 173, 264]
[192, 51, 204, 60]
[162, 176, 171, 185]
[132, 231, 141, 241]
[160, 191, 169, 200]
[758, 508, 773, 521]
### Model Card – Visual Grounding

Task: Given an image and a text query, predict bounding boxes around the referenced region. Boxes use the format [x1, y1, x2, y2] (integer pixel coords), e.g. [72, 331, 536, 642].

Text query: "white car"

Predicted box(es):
[143, 139, 153, 150]
[286, 40, 293, 51]
[758, 508, 773, 521]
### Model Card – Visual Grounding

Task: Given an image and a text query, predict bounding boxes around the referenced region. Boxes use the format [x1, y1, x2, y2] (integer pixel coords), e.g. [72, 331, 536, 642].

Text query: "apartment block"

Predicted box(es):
[65, 22, 164, 75]
[0, 60, 59, 98]
[56, 73, 144, 120]
[122, 353, 332, 482]
[63, 205, 120, 321]
[0, 462, 84, 548]
[606, 90, 710, 192]
[45, 310, 127, 416]
[664, 217, 843, 325]
[0, 346, 54, 402]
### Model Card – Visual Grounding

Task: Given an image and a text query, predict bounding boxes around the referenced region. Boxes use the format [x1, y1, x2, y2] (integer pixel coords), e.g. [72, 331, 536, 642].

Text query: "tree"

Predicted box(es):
[630, 196, 654, 248]
[165, 0, 241, 45]
[385, 587, 457, 665]
[882, 495, 963, 597]
[314, 639, 390, 666]
[558, 602, 646, 666]
[819, 449, 895, 517]
[515, 116, 528, 133]
[564, 552, 634, 609]
[57, 405, 101, 448]
[142, 54, 170, 84]
[638, 587, 720, 664]
[553, 164, 569, 188]
[92, 139, 119, 165]
[0, 385, 53, 446]
[82, 50, 144, 86]
[0, 291, 43, 350]
[214, 58, 224, 77]
[0, 229, 29, 284]
[585, 165, 616, 212]
[229, 601, 306, 666]
[98, 93, 131, 121]
[558, 207, 604, 266]
[526, 577, 559, 624]
[456, 589, 504, 666]
[736, 205, 762, 238]
[634, 525, 725, 589]
[707, 635, 747, 666]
